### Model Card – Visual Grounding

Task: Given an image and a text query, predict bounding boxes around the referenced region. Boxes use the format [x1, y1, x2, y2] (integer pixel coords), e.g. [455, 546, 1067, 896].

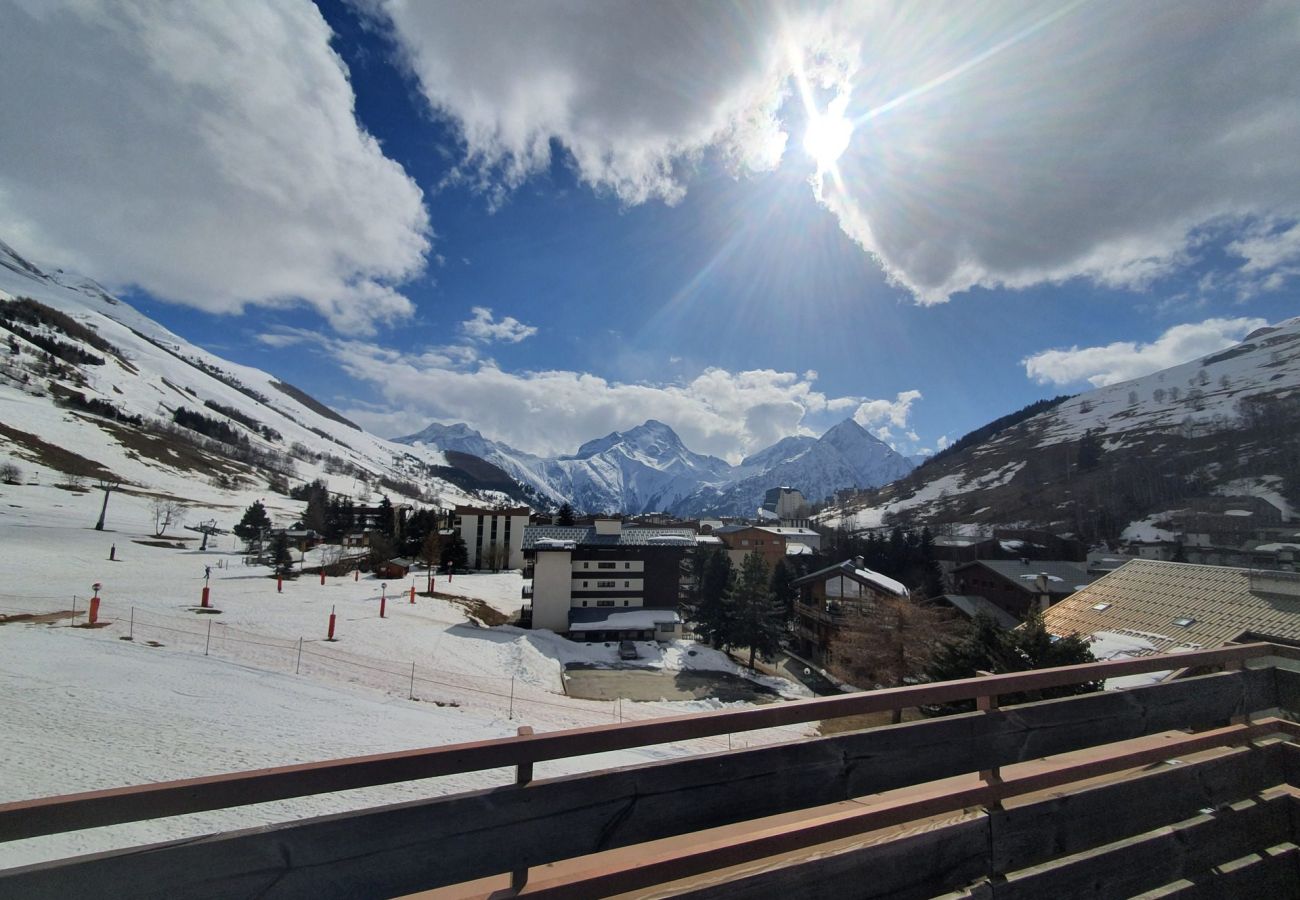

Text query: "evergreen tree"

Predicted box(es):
[302, 480, 329, 534]
[1077, 428, 1104, 471]
[732, 550, 784, 670]
[689, 548, 735, 650]
[922, 611, 1098, 715]
[918, 526, 944, 597]
[770, 559, 798, 622]
[233, 500, 272, 547]
[376, 495, 395, 537]
[419, 530, 442, 591]
[442, 532, 469, 571]
[556, 502, 575, 526]
[271, 532, 294, 577]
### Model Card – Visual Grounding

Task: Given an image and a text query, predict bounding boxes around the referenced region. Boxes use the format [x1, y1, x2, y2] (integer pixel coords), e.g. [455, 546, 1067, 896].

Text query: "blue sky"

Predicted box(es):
[2, 1, 1298, 462]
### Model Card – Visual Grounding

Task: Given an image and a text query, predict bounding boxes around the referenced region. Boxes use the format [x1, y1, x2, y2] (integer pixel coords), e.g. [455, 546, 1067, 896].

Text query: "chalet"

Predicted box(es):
[791, 556, 910, 668]
[936, 593, 1020, 629]
[373, 557, 421, 580]
[951, 558, 1094, 620]
[522, 518, 691, 641]
[714, 524, 820, 569]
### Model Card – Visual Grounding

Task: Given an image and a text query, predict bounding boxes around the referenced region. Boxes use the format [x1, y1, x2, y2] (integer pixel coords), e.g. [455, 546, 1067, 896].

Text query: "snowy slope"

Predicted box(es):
[0, 239, 486, 517]
[819, 316, 1300, 532]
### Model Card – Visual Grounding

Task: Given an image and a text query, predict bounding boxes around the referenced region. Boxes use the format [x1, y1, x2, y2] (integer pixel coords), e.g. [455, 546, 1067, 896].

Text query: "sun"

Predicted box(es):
[802, 99, 853, 170]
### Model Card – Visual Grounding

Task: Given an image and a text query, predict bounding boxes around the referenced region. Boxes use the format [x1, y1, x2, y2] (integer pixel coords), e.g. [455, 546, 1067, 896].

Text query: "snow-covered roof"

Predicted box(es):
[695, 535, 724, 545]
[567, 608, 682, 632]
[533, 537, 577, 550]
[791, 559, 910, 598]
[785, 542, 815, 556]
[523, 525, 696, 549]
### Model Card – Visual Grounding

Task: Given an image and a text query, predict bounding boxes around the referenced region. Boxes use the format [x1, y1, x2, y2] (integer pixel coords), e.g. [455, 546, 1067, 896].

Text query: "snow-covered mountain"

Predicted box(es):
[397, 415, 915, 516]
[0, 239, 499, 516]
[670, 419, 914, 517]
[819, 316, 1300, 535]
[396, 419, 736, 514]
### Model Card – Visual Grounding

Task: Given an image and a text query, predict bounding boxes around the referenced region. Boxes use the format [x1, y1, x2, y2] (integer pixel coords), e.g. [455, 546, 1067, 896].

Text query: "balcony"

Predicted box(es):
[5, 643, 1300, 897]
[795, 599, 847, 626]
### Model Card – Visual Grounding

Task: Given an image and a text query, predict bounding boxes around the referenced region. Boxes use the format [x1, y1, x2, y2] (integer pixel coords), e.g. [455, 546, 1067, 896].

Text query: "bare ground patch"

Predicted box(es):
[431, 592, 510, 626]
[0, 421, 119, 481]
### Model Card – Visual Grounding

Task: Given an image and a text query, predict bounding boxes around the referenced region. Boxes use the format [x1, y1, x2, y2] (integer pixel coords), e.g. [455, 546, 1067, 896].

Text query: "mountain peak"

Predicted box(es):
[392, 421, 484, 444]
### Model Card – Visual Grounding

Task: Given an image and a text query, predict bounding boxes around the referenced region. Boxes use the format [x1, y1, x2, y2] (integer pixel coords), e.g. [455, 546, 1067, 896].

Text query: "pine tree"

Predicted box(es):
[271, 532, 294, 577]
[303, 481, 328, 534]
[731, 550, 784, 670]
[921, 610, 1098, 715]
[233, 500, 272, 548]
[376, 495, 395, 537]
[689, 548, 734, 650]
[442, 532, 469, 572]
[769, 559, 798, 622]
[556, 502, 575, 526]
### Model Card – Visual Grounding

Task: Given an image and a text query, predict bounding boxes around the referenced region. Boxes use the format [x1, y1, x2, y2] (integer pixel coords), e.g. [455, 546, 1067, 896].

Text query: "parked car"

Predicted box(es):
[618, 640, 638, 660]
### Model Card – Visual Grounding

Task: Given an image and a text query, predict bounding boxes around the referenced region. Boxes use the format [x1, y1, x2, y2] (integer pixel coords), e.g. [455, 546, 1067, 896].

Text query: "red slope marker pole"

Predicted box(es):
[327, 605, 336, 640]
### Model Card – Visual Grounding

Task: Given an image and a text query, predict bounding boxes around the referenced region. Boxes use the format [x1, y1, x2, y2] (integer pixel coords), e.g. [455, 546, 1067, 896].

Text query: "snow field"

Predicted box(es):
[0, 483, 813, 868]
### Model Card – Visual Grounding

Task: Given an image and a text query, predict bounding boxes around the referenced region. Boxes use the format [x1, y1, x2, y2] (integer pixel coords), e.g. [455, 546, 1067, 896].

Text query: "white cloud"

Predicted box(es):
[1022, 317, 1269, 388]
[460, 307, 537, 343]
[261, 328, 866, 461]
[364, 0, 793, 208]
[367, 1, 1300, 302]
[0, 1, 429, 334]
[853, 390, 923, 431]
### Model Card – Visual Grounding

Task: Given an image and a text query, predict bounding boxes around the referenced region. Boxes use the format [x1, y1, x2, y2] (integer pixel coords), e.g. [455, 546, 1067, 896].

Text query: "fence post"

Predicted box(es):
[508, 675, 515, 720]
[409, 661, 416, 700]
[510, 725, 535, 892]
[296, 637, 303, 674]
[976, 677, 1003, 802]
[205, 619, 212, 656]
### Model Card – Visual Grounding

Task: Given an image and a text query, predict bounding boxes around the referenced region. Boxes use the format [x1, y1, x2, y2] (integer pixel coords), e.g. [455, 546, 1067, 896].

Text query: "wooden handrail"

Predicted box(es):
[515, 720, 1283, 899]
[0, 641, 1286, 843]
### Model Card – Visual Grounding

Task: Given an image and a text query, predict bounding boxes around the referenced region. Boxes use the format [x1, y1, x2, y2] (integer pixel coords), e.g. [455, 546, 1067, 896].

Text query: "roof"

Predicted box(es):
[956, 559, 1095, 594]
[939, 595, 1020, 630]
[785, 542, 815, 556]
[567, 608, 682, 631]
[1042, 559, 1300, 654]
[791, 559, 910, 597]
[522, 525, 695, 549]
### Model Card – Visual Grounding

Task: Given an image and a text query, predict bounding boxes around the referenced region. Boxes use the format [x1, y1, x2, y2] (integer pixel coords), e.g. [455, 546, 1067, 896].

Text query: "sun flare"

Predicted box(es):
[802, 101, 852, 170]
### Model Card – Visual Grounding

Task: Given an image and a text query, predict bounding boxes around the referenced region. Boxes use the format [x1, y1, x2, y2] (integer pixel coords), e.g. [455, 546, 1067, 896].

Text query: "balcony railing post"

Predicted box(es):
[510, 725, 535, 893]
[975, 672, 1004, 805]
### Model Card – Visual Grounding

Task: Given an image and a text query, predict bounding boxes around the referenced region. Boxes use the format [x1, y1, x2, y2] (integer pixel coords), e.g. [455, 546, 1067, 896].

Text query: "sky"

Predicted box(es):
[2, 0, 1298, 464]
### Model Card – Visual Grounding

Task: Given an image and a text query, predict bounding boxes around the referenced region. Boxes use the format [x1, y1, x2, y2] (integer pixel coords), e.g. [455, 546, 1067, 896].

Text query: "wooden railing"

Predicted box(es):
[3, 642, 1299, 899]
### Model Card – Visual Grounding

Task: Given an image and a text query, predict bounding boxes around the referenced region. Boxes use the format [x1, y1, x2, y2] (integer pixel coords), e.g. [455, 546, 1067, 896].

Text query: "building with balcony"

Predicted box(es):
[522, 517, 692, 640]
[452, 505, 530, 570]
[791, 556, 911, 667]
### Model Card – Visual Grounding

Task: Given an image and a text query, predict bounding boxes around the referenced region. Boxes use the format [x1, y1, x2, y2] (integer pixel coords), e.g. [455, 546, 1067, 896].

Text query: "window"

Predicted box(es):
[624, 581, 630, 588]
[582, 581, 588, 587]
[596, 580, 615, 588]
[581, 601, 588, 607]
[597, 600, 615, 607]
[741, 539, 749, 546]
[1173, 616, 1196, 627]
[624, 562, 630, 569]
[598, 562, 615, 569]
[1092, 602, 1111, 611]
[583, 562, 589, 569]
